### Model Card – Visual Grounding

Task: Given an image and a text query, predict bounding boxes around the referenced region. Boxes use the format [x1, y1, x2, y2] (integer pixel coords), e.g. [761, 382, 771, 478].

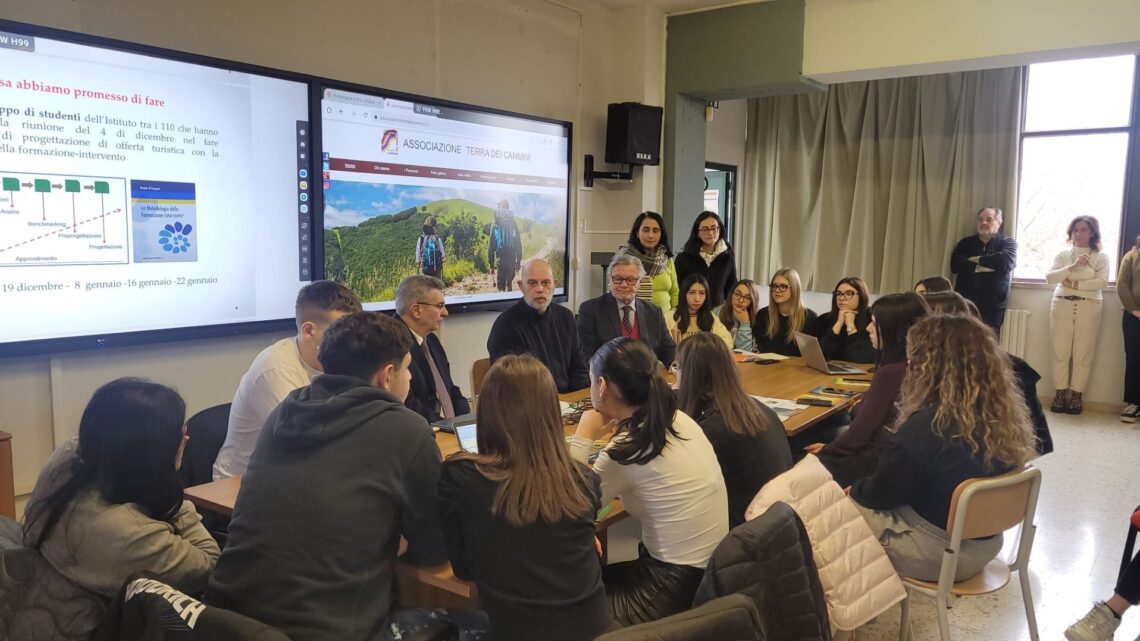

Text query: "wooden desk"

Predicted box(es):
[0, 432, 13, 519]
[734, 357, 863, 436]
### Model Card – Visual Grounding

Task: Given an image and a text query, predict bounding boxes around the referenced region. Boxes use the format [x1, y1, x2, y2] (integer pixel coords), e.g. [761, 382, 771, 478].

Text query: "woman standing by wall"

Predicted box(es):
[674, 211, 738, 308]
[1117, 236, 1140, 423]
[1046, 216, 1110, 415]
[613, 211, 678, 312]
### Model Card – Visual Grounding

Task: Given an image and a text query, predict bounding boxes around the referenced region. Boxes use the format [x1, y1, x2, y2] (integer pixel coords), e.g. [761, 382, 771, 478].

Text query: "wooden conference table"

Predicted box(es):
[184, 357, 864, 607]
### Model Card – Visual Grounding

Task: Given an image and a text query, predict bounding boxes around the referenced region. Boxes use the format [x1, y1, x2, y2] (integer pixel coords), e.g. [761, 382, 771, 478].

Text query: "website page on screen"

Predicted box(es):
[0, 27, 310, 348]
[320, 87, 569, 309]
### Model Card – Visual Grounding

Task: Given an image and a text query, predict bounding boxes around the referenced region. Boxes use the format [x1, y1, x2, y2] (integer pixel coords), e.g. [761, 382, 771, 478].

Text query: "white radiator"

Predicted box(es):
[1000, 309, 1031, 358]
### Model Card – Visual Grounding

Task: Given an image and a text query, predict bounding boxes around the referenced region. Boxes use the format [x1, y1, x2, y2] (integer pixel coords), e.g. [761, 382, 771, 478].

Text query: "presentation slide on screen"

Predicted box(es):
[320, 87, 570, 309]
[0, 28, 310, 347]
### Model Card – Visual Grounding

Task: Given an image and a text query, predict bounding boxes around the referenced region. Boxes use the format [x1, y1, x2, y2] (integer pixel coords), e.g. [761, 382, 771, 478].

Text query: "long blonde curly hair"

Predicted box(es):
[898, 314, 1035, 468]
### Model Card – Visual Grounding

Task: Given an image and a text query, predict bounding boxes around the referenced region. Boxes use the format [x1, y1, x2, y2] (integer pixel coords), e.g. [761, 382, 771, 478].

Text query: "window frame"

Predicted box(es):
[1011, 56, 1140, 285]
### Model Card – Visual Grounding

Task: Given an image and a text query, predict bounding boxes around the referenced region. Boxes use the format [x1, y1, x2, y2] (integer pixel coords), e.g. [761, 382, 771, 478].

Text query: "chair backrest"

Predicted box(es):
[179, 403, 232, 488]
[946, 466, 1042, 542]
[594, 594, 764, 641]
[471, 358, 491, 395]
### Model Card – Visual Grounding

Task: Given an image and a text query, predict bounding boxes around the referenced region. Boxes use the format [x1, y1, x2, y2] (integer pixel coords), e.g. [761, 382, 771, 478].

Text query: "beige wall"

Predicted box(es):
[0, 0, 666, 495]
[804, 0, 1140, 83]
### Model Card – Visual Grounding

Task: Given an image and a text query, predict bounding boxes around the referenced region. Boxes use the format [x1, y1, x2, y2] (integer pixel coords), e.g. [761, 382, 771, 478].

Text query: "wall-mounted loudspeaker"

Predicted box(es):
[605, 102, 663, 166]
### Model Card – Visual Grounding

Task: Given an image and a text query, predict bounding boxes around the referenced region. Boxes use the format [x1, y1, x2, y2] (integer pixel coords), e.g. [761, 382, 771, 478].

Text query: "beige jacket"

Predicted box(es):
[746, 455, 906, 632]
[1119, 249, 1140, 311]
[25, 439, 220, 598]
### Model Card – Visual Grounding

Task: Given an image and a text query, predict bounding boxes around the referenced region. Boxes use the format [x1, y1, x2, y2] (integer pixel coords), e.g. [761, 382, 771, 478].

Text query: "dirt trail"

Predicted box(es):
[442, 236, 556, 296]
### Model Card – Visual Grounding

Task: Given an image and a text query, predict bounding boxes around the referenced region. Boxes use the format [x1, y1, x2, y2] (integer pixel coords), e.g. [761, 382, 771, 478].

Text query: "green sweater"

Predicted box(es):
[645, 259, 679, 312]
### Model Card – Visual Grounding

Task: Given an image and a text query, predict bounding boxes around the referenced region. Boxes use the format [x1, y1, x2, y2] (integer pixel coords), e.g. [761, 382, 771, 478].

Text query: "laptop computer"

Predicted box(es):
[431, 412, 475, 434]
[456, 422, 479, 454]
[794, 332, 867, 375]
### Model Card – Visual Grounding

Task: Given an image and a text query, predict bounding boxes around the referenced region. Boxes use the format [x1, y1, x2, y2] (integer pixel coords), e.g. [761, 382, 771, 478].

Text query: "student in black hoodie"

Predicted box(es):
[439, 354, 613, 641]
[817, 276, 877, 363]
[206, 312, 454, 641]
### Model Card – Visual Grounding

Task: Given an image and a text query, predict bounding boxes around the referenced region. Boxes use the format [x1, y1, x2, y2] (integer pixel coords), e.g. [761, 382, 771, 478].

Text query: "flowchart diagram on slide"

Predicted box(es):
[0, 171, 128, 266]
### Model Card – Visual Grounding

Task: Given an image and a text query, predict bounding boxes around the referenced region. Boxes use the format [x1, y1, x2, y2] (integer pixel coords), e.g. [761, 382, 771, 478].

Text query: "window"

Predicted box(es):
[1014, 55, 1136, 281]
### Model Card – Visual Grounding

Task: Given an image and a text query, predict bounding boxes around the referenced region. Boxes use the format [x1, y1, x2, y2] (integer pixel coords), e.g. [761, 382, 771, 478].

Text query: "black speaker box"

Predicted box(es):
[605, 102, 663, 166]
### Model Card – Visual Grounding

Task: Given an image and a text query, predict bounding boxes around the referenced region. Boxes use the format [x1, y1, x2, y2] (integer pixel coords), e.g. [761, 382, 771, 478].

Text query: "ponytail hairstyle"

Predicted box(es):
[674, 273, 714, 334]
[590, 338, 679, 465]
[24, 378, 187, 548]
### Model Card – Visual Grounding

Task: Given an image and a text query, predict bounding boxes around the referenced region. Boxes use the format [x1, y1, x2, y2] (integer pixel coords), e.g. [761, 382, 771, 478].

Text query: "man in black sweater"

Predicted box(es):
[950, 207, 1017, 332]
[206, 312, 449, 641]
[487, 258, 589, 392]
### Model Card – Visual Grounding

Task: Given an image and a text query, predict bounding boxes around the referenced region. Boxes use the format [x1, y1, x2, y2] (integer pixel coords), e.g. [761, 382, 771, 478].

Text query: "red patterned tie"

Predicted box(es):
[621, 305, 633, 338]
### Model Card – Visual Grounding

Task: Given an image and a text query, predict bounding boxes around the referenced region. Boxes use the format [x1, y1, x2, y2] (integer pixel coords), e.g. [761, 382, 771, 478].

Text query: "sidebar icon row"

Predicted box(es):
[297, 121, 312, 281]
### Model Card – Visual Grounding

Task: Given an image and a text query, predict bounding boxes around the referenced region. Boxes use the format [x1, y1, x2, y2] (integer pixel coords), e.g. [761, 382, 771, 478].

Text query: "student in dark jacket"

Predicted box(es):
[438, 354, 613, 641]
[817, 276, 877, 364]
[674, 211, 738, 308]
[675, 333, 792, 528]
[753, 267, 819, 356]
[923, 291, 1053, 455]
[851, 314, 1036, 582]
[806, 292, 930, 486]
[206, 312, 450, 641]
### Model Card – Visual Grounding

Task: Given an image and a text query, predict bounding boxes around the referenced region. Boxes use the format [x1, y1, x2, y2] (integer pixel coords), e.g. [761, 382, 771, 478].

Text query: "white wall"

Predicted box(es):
[803, 0, 1140, 83]
[0, 0, 667, 496]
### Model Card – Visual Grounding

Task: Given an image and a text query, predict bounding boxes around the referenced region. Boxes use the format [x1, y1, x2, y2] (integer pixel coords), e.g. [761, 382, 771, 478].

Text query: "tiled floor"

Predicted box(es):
[606, 409, 1140, 640]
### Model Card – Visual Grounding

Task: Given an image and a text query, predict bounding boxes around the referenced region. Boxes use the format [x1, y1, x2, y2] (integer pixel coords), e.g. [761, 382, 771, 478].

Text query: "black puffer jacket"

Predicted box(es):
[693, 502, 830, 641]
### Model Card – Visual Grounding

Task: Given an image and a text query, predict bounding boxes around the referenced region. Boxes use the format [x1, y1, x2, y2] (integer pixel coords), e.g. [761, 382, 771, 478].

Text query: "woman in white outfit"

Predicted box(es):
[1046, 216, 1110, 415]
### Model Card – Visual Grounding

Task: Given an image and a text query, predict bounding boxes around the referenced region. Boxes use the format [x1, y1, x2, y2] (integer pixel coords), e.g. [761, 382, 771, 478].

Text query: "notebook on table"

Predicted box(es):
[793, 332, 866, 375]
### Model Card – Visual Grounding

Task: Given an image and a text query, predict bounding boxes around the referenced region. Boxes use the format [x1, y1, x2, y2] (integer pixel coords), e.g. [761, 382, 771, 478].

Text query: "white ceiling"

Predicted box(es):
[591, 0, 766, 16]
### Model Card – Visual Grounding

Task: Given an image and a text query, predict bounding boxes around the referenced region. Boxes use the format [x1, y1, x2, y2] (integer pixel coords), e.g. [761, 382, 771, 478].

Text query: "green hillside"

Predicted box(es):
[326, 198, 564, 301]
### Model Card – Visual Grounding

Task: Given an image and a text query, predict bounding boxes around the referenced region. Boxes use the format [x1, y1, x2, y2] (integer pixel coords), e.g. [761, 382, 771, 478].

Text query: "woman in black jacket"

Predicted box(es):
[816, 276, 877, 363]
[674, 332, 792, 527]
[674, 211, 738, 308]
[438, 355, 612, 641]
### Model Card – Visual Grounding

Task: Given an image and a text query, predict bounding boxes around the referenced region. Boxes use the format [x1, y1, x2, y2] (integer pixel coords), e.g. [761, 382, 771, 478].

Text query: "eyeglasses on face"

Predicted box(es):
[416, 301, 447, 310]
[698, 225, 719, 234]
[732, 291, 753, 301]
[834, 290, 858, 300]
[611, 276, 640, 286]
[768, 284, 789, 293]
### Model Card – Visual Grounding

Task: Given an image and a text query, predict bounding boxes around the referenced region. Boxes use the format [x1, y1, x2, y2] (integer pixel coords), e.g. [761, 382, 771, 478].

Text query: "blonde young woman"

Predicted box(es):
[850, 314, 1036, 581]
[1046, 215, 1110, 415]
[716, 279, 762, 352]
[754, 268, 819, 356]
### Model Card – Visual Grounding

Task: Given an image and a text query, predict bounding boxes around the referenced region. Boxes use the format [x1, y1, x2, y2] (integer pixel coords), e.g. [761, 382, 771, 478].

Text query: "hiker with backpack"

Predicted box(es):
[417, 223, 445, 278]
[488, 200, 522, 292]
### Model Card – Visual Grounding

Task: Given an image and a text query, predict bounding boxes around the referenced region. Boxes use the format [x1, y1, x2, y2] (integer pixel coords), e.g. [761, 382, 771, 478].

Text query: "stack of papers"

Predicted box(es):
[750, 396, 803, 422]
[733, 350, 789, 362]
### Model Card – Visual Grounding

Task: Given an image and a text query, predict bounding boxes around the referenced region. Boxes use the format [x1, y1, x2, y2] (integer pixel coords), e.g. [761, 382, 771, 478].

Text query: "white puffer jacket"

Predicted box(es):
[745, 455, 906, 631]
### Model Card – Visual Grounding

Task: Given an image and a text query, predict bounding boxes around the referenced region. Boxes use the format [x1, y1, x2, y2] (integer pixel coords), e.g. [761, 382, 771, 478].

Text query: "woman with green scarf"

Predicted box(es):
[614, 211, 678, 313]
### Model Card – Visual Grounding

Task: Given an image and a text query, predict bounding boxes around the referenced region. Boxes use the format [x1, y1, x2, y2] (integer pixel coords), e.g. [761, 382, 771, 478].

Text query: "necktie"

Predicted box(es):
[422, 340, 456, 418]
[621, 305, 633, 338]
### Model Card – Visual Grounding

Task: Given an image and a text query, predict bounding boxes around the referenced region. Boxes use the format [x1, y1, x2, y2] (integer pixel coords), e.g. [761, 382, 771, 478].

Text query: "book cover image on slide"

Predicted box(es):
[131, 180, 198, 263]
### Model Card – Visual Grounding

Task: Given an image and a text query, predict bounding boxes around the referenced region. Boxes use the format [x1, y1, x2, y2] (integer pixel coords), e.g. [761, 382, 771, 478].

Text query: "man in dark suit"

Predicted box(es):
[394, 275, 470, 422]
[578, 254, 676, 366]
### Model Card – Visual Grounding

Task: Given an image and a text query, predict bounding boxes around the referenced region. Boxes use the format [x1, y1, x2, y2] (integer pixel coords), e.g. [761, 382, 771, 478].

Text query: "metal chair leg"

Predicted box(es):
[1019, 569, 1039, 641]
[935, 593, 952, 641]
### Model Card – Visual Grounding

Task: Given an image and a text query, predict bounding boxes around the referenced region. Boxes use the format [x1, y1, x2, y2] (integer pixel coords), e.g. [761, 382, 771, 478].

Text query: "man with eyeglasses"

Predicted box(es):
[487, 258, 589, 392]
[395, 275, 470, 422]
[950, 206, 1017, 332]
[577, 254, 676, 365]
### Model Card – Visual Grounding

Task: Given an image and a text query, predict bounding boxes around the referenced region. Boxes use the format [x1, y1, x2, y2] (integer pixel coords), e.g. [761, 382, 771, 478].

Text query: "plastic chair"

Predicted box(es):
[471, 358, 491, 395]
[897, 466, 1042, 641]
[178, 403, 232, 489]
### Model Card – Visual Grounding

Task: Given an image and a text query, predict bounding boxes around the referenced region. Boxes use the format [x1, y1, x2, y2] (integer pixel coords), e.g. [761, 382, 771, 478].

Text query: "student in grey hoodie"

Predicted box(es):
[206, 311, 450, 641]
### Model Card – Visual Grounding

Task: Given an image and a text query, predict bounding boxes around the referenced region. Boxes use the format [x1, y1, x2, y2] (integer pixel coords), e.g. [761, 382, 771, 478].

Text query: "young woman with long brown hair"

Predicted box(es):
[675, 333, 791, 527]
[438, 354, 612, 641]
[755, 267, 818, 356]
[807, 292, 930, 486]
[570, 338, 728, 626]
[850, 314, 1036, 582]
[666, 273, 733, 348]
[717, 279, 762, 352]
[816, 276, 876, 363]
